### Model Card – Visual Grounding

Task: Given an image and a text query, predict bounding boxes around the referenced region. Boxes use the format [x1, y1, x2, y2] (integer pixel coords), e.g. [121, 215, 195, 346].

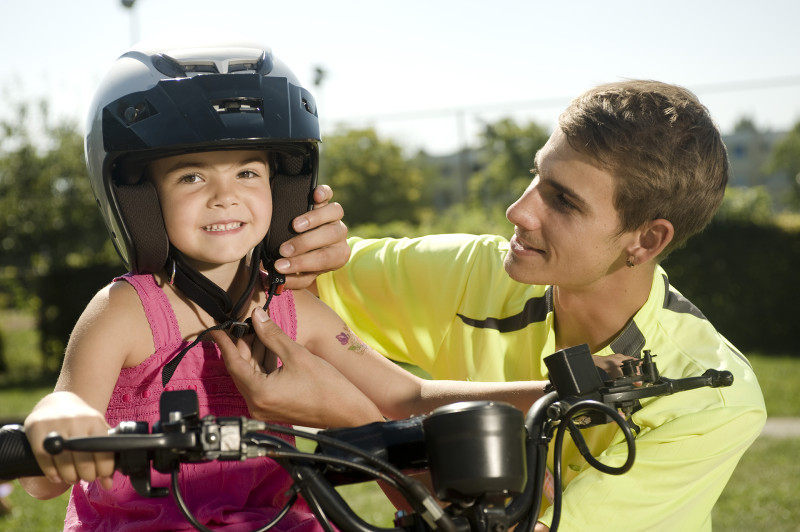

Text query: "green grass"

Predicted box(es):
[1, 310, 798, 530]
[711, 437, 800, 531]
[747, 355, 800, 417]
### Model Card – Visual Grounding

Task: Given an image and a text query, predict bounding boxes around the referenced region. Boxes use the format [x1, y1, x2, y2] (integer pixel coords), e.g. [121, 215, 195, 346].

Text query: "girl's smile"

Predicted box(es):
[203, 221, 245, 232]
[148, 149, 272, 271]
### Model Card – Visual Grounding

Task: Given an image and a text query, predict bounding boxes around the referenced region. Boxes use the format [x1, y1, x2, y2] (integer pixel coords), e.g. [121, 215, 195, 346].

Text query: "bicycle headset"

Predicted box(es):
[85, 35, 320, 383]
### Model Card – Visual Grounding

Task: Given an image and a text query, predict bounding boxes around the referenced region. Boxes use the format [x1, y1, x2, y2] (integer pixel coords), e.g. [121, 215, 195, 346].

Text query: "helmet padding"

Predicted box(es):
[114, 181, 169, 274]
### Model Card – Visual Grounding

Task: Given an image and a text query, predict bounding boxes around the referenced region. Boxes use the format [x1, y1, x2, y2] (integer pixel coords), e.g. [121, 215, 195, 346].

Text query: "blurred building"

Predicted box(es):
[723, 123, 792, 209]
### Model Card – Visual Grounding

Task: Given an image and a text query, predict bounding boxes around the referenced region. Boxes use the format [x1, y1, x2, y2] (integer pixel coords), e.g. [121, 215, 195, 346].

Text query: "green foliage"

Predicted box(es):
[766, 120, 800, 208]
[0, 100, 119, 311]
[666, 220, 800, 354]
[0, 328, 6, 374]
[351, 203, 511, 240]
[37, 264, 124, 373]
[467, 118, 548, 209]
[319, 127, 434, 226]
[716, 186, 774, 224]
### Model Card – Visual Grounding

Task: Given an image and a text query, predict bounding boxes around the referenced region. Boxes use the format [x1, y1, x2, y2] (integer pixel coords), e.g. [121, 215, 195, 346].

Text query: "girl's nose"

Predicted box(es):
[209, 179, 239, 208]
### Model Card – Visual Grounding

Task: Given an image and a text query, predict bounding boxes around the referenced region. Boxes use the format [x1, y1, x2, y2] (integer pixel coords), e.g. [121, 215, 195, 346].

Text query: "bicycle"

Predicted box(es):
[0, 344, 733, 532]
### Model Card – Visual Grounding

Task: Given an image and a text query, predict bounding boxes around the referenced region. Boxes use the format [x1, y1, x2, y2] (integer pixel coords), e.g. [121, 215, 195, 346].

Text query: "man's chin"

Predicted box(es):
[503, 253, 533, 284]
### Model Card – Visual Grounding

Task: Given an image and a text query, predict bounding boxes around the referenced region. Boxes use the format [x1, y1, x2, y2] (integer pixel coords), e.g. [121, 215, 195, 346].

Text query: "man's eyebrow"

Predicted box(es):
[548, 178, 588, 210]
[534, 156, 589, 211]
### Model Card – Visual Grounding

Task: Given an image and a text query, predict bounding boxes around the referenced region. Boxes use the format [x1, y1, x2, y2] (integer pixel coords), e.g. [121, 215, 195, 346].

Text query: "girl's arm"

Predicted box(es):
[211, 308, 384, 428]
[20, 282, 147, 499]
[294, 290, 547, 419]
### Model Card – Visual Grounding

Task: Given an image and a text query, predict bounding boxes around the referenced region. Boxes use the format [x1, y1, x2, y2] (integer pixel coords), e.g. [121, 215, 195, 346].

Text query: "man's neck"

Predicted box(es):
[553, 266, 655, 353]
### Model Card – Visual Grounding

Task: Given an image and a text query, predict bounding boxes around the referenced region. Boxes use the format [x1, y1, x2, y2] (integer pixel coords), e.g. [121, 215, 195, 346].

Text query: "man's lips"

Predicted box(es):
[510, 233, 546, 255]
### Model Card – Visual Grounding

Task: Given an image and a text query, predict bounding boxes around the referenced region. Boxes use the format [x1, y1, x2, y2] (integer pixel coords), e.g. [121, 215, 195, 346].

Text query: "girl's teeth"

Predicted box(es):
[204, 222, 242, 231]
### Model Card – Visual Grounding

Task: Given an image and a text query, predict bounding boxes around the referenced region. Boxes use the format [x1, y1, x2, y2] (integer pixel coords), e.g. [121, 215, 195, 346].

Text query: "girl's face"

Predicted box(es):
[149, 149, 272, 270]
[504, 129, 636, 290]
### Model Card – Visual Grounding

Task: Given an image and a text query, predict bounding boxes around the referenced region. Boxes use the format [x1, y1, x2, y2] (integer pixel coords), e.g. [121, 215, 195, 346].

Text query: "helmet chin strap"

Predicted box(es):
[160, 242, 285, 387]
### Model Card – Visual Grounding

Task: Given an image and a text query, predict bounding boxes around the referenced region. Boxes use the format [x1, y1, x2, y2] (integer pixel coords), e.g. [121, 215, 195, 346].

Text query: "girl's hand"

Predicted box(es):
[23, 392, 114, 492]
[212, 307, 383, 428]
[275, 185, 350, 290]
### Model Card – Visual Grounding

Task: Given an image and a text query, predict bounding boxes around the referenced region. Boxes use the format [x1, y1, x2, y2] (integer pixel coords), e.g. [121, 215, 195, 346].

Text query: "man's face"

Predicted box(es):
[504, 129, 635, 289]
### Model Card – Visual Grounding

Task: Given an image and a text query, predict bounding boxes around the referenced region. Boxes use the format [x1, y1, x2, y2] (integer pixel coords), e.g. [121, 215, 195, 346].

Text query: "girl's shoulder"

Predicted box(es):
[291, 288, 344, 347]
[68, 279, 154, 368]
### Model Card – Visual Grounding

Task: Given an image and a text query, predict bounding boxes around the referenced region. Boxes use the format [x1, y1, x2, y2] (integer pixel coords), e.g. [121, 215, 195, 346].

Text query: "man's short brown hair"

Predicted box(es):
[557, 80, 728, 257]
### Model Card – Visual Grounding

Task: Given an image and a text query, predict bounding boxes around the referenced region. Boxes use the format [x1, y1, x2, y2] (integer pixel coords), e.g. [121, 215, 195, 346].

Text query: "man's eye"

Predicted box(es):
[555, 193, 577, 211]
[239, 170, 258, 179]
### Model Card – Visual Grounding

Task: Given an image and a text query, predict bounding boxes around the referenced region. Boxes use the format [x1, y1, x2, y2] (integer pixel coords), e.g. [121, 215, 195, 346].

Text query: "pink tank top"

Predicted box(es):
[64, 273, 321, 532]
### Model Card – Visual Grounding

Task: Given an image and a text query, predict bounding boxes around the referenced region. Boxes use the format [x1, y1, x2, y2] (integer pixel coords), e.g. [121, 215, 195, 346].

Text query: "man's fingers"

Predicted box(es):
[312, 184, 334, 206]
[249, 308, 296, 361]
[288, 202, 345, 237]
[277, 240, 350, 275]
[281, 216, 347, 258]
[210, 329, 255, 380]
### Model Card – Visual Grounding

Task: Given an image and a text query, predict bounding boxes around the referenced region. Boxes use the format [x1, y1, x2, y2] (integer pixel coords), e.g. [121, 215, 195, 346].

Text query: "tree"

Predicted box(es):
[0, 100, 122, 372]
[766, 121, 800, 209]
[319, 127, 434, 226]
[467, 118, 550, 211]
[0, 101, 117, 309]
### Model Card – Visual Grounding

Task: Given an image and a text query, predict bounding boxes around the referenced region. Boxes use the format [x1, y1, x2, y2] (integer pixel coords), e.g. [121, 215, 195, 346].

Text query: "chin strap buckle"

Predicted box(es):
[227, 319, 253, 339]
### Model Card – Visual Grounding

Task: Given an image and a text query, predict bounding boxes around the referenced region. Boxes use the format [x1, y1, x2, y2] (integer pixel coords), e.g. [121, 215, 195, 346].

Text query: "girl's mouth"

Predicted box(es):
[203, 222, 243, 232]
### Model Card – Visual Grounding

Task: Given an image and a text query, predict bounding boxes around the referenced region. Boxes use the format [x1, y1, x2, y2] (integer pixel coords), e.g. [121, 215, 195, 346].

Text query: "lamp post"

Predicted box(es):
[120, 0, 139, 45]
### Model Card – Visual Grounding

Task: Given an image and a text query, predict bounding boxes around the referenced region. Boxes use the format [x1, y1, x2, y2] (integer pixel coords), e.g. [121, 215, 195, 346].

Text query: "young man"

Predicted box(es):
[311, 80, 767, 530]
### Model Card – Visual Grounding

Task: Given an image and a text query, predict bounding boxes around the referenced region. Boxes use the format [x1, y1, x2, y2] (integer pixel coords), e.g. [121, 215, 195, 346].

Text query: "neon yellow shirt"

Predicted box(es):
[318, 234, 766, 531]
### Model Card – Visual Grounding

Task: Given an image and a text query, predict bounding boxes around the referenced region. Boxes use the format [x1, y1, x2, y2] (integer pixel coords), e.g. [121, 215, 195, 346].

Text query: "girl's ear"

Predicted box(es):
[627, 219, 674, 265]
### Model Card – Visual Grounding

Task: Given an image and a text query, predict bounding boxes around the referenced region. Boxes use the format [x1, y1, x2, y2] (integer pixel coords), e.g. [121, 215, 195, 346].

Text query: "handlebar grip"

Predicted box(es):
[706, 369, 734, 387]
[0, 424, 44, 480]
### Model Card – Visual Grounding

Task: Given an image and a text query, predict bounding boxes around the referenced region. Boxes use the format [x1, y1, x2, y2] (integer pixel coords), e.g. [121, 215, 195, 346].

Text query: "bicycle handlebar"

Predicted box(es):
[0, 344, 734, 532]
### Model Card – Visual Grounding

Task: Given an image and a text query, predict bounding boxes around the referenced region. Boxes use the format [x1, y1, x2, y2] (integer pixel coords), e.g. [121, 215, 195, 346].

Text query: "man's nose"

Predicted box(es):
[506, 184, 542, 229]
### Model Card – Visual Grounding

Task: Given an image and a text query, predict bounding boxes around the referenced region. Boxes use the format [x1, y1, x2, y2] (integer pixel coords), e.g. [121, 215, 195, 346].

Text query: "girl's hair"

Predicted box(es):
[558, 80, 729, 257]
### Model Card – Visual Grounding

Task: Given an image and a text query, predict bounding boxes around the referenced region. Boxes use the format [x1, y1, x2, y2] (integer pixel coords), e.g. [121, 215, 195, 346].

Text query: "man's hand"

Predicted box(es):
[275, 185, 350, 290]
[211, 307, 383, 428]
[592, 353, 637, 380]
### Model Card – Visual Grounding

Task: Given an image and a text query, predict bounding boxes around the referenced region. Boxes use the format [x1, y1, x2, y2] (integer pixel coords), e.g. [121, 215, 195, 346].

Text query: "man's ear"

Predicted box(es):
[628, 219, 674, 264]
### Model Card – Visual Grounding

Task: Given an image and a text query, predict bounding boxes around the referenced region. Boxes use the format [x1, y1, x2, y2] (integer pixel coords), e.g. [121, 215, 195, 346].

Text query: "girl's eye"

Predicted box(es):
[178, 173, 201, 184]
[238, 170, 261, 179]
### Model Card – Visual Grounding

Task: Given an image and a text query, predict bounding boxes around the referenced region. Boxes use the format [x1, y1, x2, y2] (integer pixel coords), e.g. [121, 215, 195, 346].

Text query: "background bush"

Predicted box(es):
[667, 220, 800, 354]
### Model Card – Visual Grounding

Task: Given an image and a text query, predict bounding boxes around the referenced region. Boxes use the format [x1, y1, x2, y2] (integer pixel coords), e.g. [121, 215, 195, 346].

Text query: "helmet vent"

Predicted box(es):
[151, 52, 270, 78]
[212, 97, 263, 114]
[301, 98, 316, 115]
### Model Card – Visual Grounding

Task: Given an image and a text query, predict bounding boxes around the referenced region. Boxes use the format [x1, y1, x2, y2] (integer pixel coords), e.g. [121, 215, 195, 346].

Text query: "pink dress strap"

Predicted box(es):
[114, 272, 184, 349]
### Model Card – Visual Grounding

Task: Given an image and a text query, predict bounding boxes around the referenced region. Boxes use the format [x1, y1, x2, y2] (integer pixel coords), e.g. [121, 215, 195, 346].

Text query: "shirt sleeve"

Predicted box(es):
[317, 234, 509, 374]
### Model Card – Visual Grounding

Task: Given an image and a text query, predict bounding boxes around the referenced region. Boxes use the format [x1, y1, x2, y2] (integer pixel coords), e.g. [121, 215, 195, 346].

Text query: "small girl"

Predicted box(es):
[21, 36, 547, 531]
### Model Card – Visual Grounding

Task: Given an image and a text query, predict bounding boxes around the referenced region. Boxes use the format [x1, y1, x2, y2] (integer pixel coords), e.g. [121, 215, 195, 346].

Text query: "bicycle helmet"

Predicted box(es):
[85, 35, 319, 338]
[86, 34, 319, 275]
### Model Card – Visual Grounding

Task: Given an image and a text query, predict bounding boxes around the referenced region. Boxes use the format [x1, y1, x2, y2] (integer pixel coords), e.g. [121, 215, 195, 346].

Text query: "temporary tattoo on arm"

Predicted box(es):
[335, 324, 368, 353]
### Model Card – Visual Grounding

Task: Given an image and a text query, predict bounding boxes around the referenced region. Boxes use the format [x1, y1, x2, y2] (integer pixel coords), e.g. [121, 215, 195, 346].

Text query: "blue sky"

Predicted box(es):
[3, 0, 799, 154]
